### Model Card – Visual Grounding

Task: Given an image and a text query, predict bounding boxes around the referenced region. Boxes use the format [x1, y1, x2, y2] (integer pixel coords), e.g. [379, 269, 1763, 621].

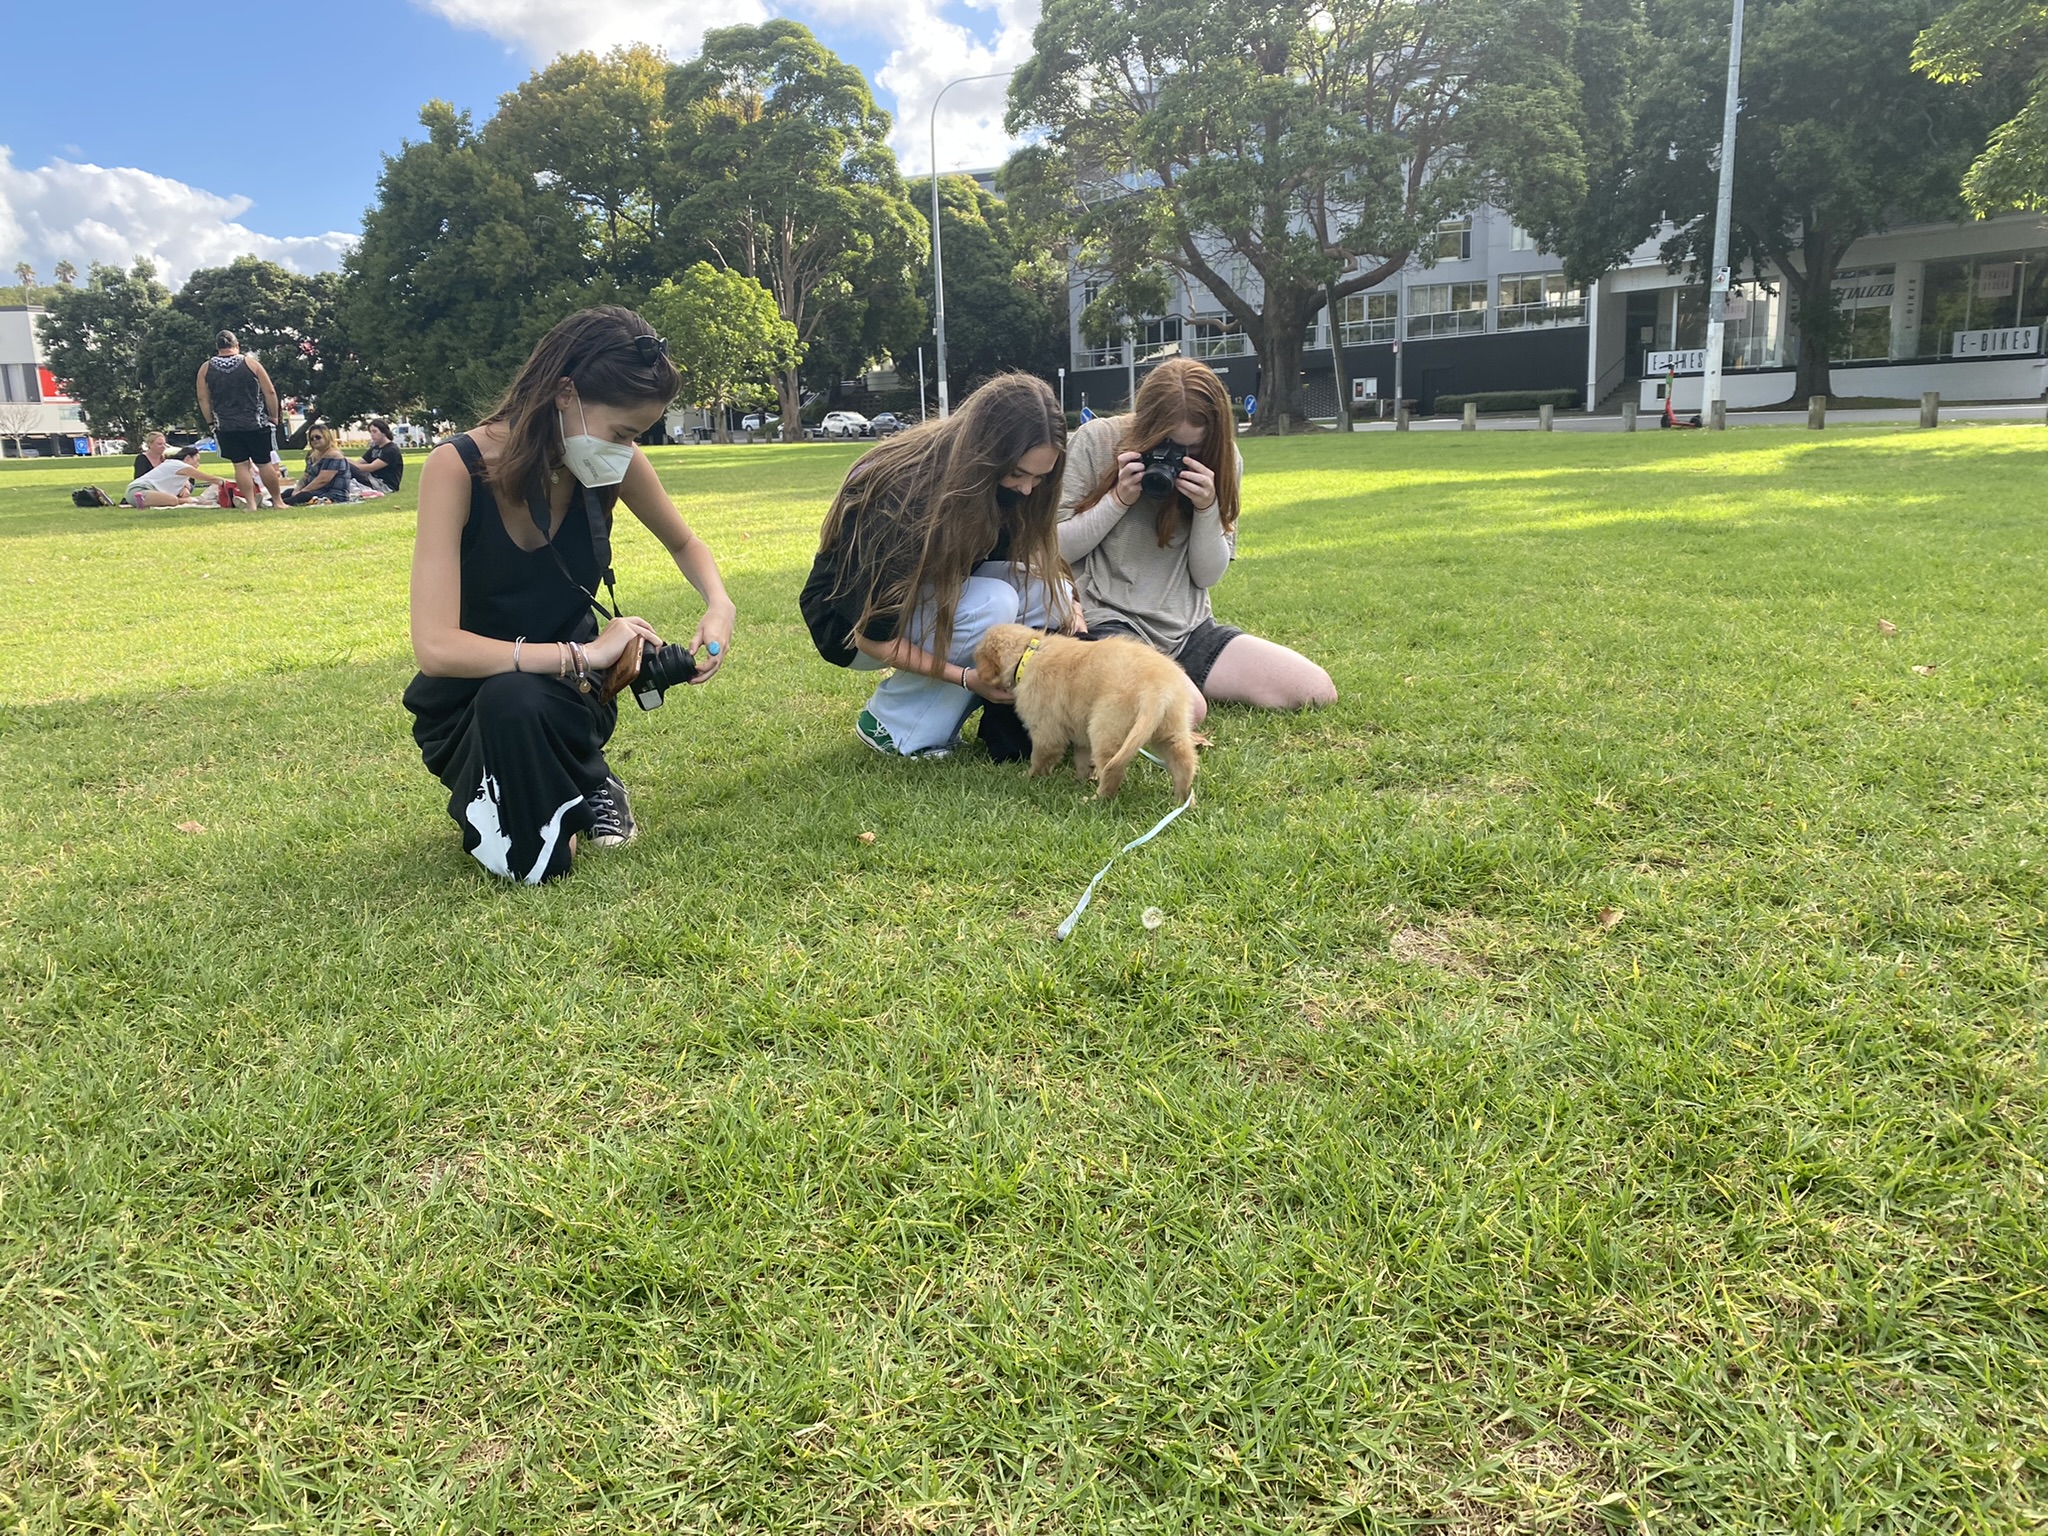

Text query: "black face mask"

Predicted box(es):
[994, 484, 1028, 512]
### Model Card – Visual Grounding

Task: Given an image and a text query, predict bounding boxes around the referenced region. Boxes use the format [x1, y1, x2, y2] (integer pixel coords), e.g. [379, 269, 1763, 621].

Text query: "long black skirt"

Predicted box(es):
[403, 671, 617, 883]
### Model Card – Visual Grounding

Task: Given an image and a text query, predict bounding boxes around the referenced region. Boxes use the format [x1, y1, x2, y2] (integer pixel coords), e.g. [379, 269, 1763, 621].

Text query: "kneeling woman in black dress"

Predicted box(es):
[404, 306, 735, 883]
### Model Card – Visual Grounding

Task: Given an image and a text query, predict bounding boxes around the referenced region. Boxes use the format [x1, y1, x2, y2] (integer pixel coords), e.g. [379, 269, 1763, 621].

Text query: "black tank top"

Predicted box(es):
[449, 433, 608, 646]
[206, 354, 268, 430]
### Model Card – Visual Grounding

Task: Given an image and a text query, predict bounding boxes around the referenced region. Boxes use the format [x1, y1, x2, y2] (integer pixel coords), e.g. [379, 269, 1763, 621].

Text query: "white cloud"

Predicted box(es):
[0, 150, 353, 289]
[406, 0, 1042, 178]
[876, 2, 1039, 177]
[412, 0, 767, 61]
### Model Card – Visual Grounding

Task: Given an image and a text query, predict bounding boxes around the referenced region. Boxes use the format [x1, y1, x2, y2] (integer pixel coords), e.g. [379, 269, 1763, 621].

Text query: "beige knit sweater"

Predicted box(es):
[1056, 415, 1238, 652]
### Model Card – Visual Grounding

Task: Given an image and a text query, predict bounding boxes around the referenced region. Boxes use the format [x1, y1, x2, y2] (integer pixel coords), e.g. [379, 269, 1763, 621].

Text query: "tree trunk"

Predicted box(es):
[1779, 231, 1847, 407]
[1249, 289, 1311, 436]
[776, 368, 802, 442]
[1325, 285, 1351, 433]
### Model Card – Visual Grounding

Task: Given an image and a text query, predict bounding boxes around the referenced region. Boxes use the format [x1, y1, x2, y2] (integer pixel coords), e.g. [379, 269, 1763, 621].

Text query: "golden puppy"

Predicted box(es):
[972, 623, 1197, 802]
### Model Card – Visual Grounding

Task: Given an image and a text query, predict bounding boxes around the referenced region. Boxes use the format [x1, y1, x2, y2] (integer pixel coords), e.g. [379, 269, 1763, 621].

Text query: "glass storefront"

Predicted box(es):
[1643, 282, 1784, 370]
[1913, 252, 2048, 358]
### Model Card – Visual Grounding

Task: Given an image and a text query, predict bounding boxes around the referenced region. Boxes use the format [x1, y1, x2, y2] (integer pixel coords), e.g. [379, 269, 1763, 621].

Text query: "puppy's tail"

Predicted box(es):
[1100, 690, 1172, 785]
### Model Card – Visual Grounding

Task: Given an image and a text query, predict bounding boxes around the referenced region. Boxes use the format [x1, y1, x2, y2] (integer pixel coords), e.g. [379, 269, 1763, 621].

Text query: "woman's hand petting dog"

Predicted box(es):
[962, 664, 1014, 704]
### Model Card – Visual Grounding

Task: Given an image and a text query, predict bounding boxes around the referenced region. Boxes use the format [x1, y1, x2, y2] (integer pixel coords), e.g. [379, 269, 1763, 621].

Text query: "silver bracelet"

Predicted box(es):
[512, 636, 526, 673]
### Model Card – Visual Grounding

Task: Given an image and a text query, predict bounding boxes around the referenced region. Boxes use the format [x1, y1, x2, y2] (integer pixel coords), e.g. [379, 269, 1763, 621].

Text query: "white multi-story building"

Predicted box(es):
[1067, 206, 2048, 415]
[0, 305, 91, 454]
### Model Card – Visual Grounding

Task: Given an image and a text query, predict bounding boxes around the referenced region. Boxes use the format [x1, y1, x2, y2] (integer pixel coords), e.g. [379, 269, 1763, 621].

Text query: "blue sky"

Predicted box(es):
[1, 0, 1029, 286]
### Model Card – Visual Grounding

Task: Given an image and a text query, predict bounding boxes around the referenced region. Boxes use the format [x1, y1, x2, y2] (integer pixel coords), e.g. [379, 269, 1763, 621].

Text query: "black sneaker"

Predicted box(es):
[585, 775, 637, 848]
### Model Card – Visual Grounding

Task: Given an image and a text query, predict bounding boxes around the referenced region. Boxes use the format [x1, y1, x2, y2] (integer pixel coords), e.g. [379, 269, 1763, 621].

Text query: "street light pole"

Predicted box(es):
[1702, 0, 1745, 430]
[930, 70, 1014, 419]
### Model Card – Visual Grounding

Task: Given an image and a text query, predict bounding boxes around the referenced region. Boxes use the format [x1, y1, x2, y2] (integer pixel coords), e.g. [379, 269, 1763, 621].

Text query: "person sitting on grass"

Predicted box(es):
[1058, 358, 1335, 723]
[281, 425, 355, 505]
[800, 372, 1074, 760]
[347, 419, 404, 496]
[404, 304, 736, 884]
[131, 431, 168, 483]
[123, 445, 225, 508]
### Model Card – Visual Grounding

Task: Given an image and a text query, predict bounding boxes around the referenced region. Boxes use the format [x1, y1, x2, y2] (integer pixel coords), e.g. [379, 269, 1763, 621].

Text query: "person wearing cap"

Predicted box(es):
[195, 330, 286, 511]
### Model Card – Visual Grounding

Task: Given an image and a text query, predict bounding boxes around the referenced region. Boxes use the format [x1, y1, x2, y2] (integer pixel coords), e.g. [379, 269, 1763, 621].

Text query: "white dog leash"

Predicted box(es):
[1055, 751, 1194, 941]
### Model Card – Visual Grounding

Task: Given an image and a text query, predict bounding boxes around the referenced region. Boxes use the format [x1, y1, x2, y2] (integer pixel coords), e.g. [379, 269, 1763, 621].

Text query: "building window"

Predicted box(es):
[1497, 272, 1585, 330]
[1189, 313, 1250, 359]
[1433, 216, 1473, 262]
[1832, 267, 1896, 361]
[1510, 225, 1539, 252]
[1139, 315, 1183, 358]
[1227, 257, 1251, 293]
[1406, 281, 1487, 338]
[1081, 278, 1104, 309]
[1338, 291, 1399, 345]
[1912, 253, 2046, 358]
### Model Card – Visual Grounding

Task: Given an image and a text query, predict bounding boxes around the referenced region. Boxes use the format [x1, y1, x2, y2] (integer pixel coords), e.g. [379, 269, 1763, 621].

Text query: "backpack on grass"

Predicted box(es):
[71, 485, 115, 507]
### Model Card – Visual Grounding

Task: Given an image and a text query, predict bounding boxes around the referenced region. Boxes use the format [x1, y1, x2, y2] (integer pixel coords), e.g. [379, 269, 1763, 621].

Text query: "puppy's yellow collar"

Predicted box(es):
[1011, 634, 1044, 688]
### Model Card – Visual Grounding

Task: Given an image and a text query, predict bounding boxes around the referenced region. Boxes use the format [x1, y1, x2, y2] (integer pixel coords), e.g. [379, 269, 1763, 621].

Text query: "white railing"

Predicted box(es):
[1406, 309, 1486, 339]
[1339, 318, 1399, 346]
[1078, 346, 1122, 369]
[1189, 332, 1252, 359]
[1497, 301, 1586, 331]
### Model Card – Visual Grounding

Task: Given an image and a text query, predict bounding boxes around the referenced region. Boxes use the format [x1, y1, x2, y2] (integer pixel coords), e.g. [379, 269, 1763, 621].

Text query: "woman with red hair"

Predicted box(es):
[1060, 358, 1335, 722]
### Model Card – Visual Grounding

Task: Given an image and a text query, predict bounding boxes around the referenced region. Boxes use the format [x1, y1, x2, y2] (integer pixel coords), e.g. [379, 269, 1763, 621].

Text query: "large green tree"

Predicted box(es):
[490, 46, 672, 280]
[36, 260, 170, 446]
[1914, 0, 2048, 212]
[1011, 0, 1584, 432]
[665, 21, 927, 438]
[341, 101, 593, 423]
[641, 263, 801, 440]
[1628, 0, 1988, 401]
[140, 258, 385, 438]
[920, 175, 1068, 399]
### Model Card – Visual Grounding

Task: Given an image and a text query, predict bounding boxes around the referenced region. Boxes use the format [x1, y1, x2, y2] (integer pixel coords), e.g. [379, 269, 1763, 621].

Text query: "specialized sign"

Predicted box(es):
[1952, 326, 2040, 358]
[1646, 349, 1707, 375]
[1351, 377, 1379, 402]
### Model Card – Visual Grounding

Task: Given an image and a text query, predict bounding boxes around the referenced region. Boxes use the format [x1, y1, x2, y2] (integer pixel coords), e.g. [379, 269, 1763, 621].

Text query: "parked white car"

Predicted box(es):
[740, 411, 779, 433]
[819, 410, 871, 439]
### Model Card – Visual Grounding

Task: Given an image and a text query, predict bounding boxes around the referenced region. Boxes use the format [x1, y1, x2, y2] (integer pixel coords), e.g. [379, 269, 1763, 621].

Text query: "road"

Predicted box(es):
[1345, 403, 2048, 433]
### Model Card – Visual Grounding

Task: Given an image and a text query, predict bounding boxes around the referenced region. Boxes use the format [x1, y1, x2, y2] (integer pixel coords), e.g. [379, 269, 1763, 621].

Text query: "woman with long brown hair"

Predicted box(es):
[404, 305, 735, 883]
[1059, 358, 1334, 720]
[801, 372, 1073, 757]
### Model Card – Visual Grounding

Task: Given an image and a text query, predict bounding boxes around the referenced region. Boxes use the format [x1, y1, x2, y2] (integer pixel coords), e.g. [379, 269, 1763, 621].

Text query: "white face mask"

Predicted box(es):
[558, 399, 635, 487]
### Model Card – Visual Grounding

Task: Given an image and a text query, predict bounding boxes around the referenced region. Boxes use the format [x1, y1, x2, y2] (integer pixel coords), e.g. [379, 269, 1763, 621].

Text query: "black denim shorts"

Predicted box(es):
[1081, 616, 1245, 690]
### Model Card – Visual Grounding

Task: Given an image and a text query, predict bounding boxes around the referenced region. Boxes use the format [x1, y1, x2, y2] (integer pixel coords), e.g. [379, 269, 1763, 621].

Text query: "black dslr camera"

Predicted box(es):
[628, 640, 699, 710]
[1139, 439, 1189, 501]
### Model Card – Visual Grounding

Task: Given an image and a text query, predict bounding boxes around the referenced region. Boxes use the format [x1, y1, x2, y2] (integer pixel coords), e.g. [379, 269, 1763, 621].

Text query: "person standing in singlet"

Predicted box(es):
[195, 330, 286, 510]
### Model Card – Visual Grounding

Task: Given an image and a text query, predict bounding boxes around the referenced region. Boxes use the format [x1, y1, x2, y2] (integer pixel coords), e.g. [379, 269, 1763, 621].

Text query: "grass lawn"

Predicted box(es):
[1, 426, 2043, 1532]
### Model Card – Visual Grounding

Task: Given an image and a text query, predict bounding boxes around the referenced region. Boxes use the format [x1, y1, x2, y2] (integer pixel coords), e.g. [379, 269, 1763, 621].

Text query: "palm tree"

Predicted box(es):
[53, 261, 76, 287]
[12, 262, 34, 291]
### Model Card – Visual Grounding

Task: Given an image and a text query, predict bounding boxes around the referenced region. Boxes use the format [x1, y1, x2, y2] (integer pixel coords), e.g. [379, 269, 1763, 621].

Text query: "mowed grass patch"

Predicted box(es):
[0, 428, 2043, 1532]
